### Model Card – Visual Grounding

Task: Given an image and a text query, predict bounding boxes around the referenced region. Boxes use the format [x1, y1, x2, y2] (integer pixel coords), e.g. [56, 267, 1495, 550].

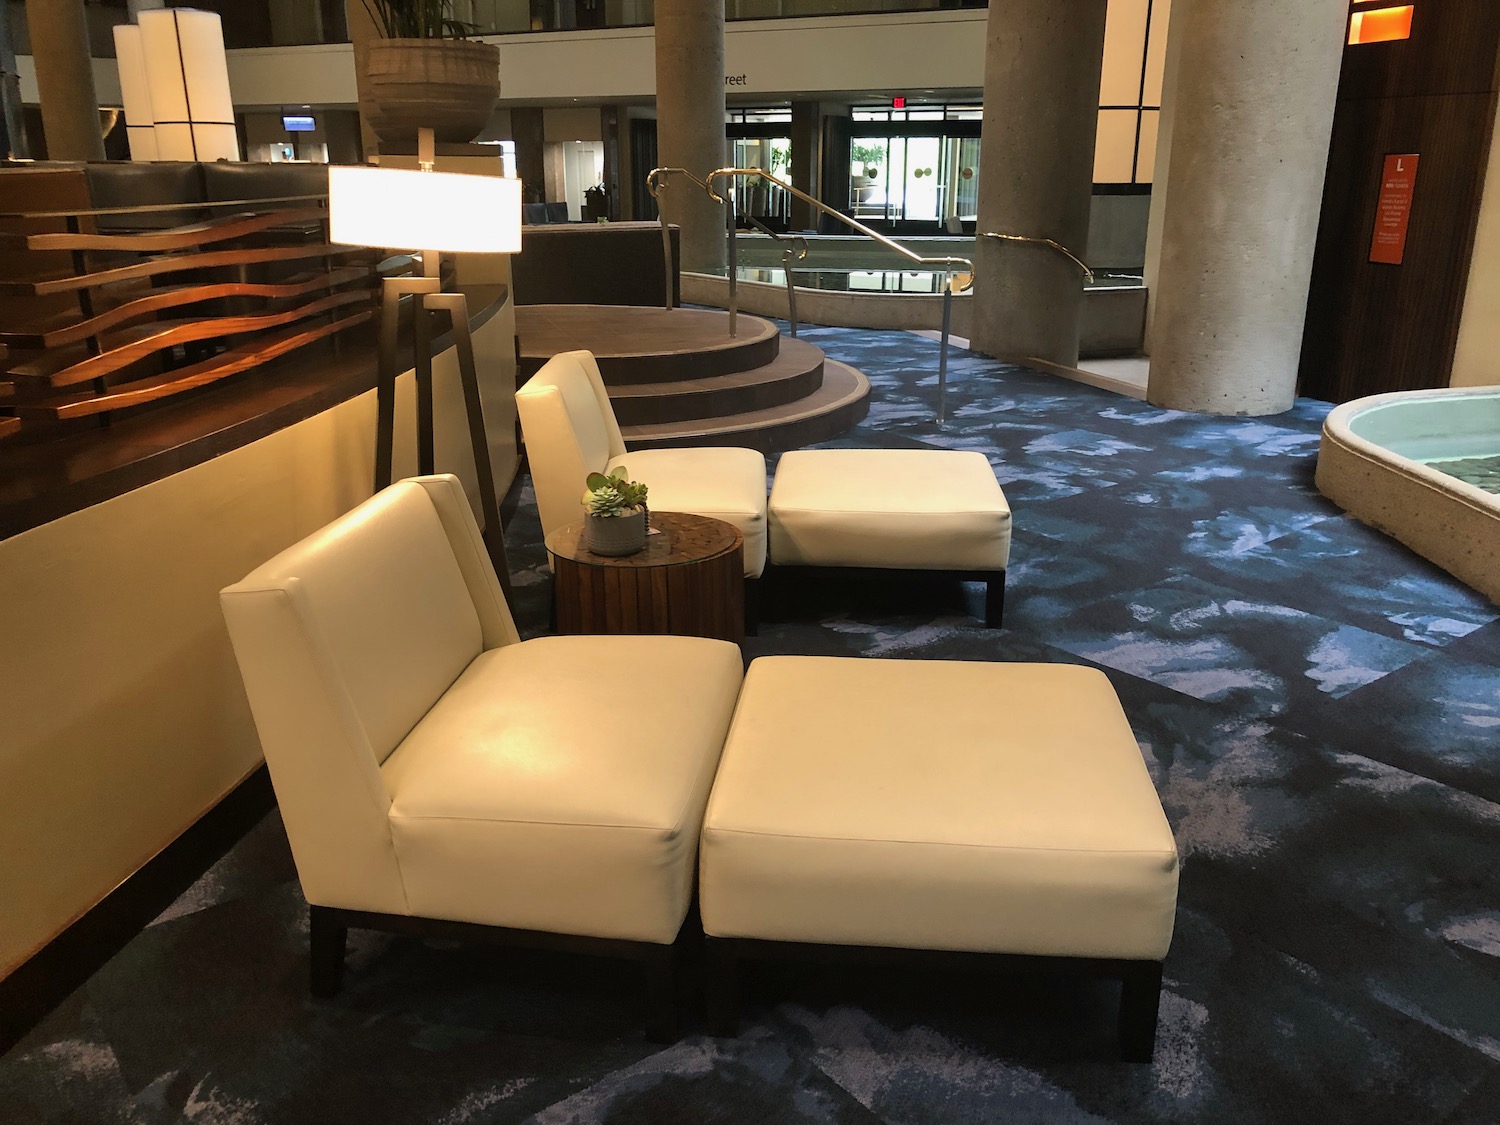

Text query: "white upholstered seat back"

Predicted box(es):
[220, 476, 514, 914]
[515, 350, 628, 537]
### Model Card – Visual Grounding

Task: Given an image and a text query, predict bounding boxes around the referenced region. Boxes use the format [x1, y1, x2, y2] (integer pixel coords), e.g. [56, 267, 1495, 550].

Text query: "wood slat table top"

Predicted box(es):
[546, 510, 742, 570]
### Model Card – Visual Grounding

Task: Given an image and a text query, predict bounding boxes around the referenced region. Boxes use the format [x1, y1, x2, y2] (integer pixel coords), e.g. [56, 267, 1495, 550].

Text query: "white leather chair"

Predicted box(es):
[220, 475, 744, 1037]
[515, 350, 768, 583]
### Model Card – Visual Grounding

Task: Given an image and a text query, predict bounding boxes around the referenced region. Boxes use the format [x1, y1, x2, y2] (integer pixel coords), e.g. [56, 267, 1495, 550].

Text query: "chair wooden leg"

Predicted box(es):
[984, 570, 1006, 629]
[309, 906, 347, 998]
[704, 938, 740, 1038]
[1119, 960, 1163, 1063]
[643, 941, 682, 1044]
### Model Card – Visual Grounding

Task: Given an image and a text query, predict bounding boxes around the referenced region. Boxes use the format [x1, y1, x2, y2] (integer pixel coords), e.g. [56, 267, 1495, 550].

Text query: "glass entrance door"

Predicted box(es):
[849, 132, 980, 231]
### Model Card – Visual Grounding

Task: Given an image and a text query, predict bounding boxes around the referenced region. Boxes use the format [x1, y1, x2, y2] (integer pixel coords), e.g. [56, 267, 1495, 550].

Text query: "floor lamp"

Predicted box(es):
[328, 135, 523, 591]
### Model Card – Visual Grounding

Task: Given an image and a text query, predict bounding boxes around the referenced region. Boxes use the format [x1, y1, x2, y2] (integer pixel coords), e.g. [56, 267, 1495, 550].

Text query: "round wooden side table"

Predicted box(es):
[545, 511, 745, 644]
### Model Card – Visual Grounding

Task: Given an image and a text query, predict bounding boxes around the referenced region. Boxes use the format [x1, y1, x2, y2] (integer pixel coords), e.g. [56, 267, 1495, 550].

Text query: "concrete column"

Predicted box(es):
[1140, 0, 1186, 356]
[789, 100, 821, 231]
[654, 0, 725, 273]
[1147, 0, 1348, 415]
[28, 0, 105, 162]
[971, 0, 1106, 368]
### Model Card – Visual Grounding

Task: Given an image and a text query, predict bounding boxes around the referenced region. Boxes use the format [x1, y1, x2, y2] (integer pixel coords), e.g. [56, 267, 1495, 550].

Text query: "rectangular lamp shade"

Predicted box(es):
[137, 8, 239, 163]
[328, 166, 524, 254]
[111, 25, 158, 162]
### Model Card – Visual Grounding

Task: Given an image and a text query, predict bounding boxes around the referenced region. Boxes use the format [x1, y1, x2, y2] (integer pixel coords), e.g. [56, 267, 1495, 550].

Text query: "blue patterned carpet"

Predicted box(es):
[4, 327, 1499, 1123]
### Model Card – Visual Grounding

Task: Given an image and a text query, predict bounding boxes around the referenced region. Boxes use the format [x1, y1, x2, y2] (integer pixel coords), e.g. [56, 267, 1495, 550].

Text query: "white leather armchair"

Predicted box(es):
[515, 349, 768, 581]
[220, 475, 744, 1037]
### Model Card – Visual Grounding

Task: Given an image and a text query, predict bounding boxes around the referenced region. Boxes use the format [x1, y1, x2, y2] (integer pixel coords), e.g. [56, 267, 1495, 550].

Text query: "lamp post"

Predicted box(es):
[328, 130, 523, 589]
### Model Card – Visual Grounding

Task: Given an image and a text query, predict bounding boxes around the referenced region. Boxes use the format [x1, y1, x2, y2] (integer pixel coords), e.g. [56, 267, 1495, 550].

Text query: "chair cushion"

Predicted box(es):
[700, 657, 1179, 960]
[382, 633, 745, 943]
[768, 448, 1011, 571]
[609, 448, 768, 578]
[227, 481, 483, 767]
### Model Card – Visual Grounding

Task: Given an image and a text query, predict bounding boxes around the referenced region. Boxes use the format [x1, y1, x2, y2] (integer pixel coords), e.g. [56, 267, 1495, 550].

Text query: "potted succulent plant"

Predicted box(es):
[359, 1, 500, 150]
[581, 466, 649, 556]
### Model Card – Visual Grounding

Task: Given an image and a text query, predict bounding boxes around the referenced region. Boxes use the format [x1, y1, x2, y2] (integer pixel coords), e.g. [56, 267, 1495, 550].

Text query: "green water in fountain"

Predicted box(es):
[1429, 454, 1500, 494]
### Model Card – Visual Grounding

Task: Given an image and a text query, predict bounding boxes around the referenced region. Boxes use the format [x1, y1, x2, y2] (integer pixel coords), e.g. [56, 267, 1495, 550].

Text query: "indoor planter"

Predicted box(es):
[581, 467, 649, 556]
[359, 1, 500, 149]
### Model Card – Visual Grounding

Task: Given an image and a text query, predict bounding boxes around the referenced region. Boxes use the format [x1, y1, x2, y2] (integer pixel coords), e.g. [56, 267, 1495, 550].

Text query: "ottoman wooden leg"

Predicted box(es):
[984, 570, 1006, 629]
[643, 940, 684, 1044]
[704, 938, 741, 1038]
[309, 905, 347, 998]
[1118, 960, 1164, 1063]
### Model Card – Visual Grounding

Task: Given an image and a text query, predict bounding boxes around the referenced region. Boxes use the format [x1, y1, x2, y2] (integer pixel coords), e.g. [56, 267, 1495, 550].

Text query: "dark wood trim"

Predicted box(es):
[29, 291, 372, 388]
[308, 905, 686, 1042]
[0, 266, 373, 350]
[25, 310, 374, 419]
[703, 935, 1164, 1063]
[0, 288, 507, 542]
[1299, 0, 1500, 402]
[0, 244, 367, 299]
[6, 206, 326, 253]
[0, 766, 276, 1057]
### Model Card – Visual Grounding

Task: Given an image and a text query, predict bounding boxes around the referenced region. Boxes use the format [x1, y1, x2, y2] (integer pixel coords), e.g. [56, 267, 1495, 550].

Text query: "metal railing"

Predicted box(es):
[648, 166, 1095, 425]
[709, 166, 974, 422]
[978, 230, 1095, 284]
[647, 166, 809, 336]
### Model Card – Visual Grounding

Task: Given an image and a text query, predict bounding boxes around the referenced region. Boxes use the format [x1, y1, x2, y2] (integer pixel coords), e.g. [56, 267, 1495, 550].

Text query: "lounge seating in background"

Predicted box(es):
[219, 474, 744, 1039]
[516, 349, 768, 584]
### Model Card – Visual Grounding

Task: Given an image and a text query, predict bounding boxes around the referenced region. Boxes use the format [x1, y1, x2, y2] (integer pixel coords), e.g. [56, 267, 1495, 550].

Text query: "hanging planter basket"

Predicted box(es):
[361, 39, 500, 149]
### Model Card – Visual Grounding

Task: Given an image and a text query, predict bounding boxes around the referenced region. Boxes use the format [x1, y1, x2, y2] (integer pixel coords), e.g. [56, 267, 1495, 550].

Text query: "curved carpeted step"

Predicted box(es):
[516, 304, 780, 384]
[621, 360, 871, 453]
[608, 337, 826, 426]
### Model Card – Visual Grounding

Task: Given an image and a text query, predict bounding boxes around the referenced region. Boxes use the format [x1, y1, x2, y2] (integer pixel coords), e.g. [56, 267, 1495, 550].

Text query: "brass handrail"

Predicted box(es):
[647, 166, 809, 331]
[709, 166, 972, 422]
[707, 166, 975, 292]
[977, 230, 1095, 284]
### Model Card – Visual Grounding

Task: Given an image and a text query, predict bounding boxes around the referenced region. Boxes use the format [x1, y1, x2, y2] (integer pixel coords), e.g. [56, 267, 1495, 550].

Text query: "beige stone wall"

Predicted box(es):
[1451, 111, 1500, 389]
[0, 304, 516, 978]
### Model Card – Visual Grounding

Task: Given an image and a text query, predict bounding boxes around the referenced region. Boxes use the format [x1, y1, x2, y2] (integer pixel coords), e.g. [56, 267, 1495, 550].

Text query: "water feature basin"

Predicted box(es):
[1317, 386, 1500, 603]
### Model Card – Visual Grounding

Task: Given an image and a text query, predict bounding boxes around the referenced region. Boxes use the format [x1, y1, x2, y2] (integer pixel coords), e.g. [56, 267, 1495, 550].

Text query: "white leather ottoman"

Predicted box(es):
[767, 448, 1011, 626]
[698, 656, 1180, 1061]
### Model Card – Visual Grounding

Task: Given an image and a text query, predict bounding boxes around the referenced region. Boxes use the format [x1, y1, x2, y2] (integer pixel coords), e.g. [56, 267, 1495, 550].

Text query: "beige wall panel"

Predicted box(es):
[225, 43, 358, 109]
[0, 308, 516, 977]
[1100, 0, 1149, 106]
[1452, 110, 1500, 388]
[1143, 0, 1171, 105]
[16, 55, 121, 105]
[1094, 109, 1138, 183]
[1136, 108, 1159, 183]
[543, 106, 603, 142]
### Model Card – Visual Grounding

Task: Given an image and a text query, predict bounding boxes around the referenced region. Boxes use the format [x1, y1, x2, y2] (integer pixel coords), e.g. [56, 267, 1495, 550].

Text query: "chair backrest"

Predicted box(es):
[220, 475, 519, 913]
[515, 349, 628, 538]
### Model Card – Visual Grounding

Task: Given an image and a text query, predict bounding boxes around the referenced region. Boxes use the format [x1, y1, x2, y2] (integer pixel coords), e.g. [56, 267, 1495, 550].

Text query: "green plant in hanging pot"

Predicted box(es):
[581, 466, 650, 556]
[358, 0, 500, 150]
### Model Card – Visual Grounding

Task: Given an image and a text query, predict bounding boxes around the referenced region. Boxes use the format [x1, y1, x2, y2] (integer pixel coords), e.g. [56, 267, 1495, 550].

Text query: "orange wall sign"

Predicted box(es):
[1370, 153, 1419, 265]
